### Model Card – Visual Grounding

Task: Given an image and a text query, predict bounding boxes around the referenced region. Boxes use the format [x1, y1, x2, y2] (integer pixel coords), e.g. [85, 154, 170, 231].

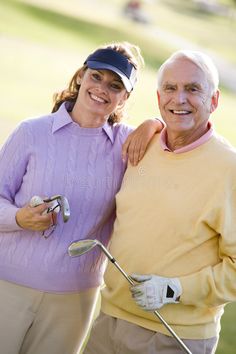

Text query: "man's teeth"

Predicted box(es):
[90, 94, 106, 103]
[172, 110, 189, 114]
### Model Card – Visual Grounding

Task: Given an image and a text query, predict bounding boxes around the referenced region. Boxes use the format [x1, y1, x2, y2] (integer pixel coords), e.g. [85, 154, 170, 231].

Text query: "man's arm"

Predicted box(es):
[131, 185, 236, 310]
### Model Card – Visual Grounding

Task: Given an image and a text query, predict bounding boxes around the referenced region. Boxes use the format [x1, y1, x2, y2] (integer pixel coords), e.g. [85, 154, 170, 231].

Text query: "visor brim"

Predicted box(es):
[87, 61, 133, 92]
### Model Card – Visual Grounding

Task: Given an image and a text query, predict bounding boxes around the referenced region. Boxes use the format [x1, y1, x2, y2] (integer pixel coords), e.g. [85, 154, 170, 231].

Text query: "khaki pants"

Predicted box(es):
[84, 312, 219, 354]
[0, 280, 99, 354]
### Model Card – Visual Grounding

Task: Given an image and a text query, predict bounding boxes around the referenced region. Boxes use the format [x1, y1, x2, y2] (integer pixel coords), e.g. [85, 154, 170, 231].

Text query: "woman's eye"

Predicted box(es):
[92, 73, 101, 81]
[110, 83, 123, 91]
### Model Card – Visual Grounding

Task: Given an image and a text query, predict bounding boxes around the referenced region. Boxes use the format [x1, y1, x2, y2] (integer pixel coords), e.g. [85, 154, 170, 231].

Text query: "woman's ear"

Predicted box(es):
[118, 92, 129, 108]
[76, 68, 86, 85]
[76, 75, 82, 86]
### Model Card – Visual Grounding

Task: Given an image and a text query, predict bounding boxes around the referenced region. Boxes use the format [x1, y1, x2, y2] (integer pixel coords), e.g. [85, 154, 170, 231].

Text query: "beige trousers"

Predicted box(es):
[84, 312, 219, 354]
[0, 280, 99, 354]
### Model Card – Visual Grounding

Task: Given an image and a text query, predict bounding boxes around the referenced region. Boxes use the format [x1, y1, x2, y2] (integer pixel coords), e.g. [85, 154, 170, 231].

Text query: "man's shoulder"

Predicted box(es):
[210, 134, 236, 179]
[212, 133, 236, 158]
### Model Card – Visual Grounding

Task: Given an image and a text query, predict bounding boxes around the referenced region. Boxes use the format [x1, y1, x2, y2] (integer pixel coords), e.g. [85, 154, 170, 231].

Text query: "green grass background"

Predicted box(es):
[1, 0, 236, 352]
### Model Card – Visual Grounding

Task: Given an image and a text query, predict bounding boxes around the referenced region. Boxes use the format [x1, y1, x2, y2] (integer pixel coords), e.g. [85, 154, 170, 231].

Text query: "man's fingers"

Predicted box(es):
[131, 274, 152, 282]
[130, 287, 144, 297]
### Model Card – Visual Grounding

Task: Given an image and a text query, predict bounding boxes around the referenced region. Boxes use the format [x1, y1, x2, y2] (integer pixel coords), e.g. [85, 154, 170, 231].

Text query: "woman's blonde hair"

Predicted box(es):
[52, 42, 144, 124]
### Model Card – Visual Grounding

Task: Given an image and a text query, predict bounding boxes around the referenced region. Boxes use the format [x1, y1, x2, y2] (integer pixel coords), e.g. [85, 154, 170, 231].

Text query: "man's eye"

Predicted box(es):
[164, 86, 175, 92]
[189, 87, 198, 93]
[187, 85, 200, 92]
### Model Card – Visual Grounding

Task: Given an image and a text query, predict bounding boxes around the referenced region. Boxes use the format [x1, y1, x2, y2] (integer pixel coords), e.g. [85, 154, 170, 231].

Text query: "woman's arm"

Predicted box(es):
[0, 123, 52, 232]
[122, 118, 164, 166]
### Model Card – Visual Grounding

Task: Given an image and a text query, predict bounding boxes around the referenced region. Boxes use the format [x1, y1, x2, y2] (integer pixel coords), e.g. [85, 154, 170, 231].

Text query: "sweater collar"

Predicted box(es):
[160, 121, 214, 154]
[52, 102, 114, 143]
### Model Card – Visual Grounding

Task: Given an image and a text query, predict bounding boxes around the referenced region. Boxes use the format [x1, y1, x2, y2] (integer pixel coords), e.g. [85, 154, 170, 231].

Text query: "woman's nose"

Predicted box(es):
[96, 79, 109, 93]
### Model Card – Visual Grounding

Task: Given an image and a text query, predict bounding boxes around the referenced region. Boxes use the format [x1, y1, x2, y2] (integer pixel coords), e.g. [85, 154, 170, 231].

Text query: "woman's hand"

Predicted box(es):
[122, 118, 164, 166]
[16, 202, 54, 231]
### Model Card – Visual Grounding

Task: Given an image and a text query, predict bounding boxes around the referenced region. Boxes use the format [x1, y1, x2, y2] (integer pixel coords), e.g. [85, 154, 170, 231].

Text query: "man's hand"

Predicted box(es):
[130, 274, 182, 311]
[122, 119, 163, 166]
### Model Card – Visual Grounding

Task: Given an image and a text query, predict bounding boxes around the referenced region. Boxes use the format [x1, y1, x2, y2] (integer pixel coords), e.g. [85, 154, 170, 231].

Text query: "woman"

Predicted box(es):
[0, 42, 162, 354]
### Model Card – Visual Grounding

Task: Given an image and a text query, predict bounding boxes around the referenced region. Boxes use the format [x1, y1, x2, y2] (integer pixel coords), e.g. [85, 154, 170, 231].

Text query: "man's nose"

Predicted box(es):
[173, 90, 187, 104]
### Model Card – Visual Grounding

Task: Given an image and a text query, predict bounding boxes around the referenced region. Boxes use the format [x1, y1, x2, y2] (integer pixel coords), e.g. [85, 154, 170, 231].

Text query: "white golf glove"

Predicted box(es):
[130, 274, 182, 311]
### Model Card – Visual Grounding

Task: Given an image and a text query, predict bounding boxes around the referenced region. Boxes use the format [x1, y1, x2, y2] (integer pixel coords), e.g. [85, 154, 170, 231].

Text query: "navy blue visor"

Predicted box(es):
[84, 48, 137, 92]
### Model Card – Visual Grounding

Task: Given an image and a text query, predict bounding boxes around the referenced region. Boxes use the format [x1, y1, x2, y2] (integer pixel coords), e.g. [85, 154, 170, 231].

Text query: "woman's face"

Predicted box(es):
[77, 68, 129, 119]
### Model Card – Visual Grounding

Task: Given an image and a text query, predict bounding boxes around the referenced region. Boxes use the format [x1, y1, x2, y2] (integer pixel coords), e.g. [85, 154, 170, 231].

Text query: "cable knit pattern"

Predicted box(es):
[0, 103, 133, 293]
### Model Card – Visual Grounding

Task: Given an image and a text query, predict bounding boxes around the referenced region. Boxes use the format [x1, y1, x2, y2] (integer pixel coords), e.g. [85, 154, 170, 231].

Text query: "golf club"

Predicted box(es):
[68, 239, 192, 354]
[44, 195, 70, 222]
[30, 195, 70, 222]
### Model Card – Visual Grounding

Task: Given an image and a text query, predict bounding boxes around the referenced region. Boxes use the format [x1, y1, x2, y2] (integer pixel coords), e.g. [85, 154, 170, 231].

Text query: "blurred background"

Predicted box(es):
[1, 0, 236, 352]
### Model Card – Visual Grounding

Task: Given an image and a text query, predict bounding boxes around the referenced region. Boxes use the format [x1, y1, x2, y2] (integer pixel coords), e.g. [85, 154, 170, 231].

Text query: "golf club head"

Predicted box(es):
[59, 196, 70, 222]
[44, 195, 70, 222]
[69, 238, 191, 354]
[68, 239, 98, 257]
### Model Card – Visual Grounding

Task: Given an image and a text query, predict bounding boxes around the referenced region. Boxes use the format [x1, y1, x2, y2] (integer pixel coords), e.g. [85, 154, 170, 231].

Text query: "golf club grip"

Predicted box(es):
[110, 258, 192, 353]
[67, 238, 192, 354]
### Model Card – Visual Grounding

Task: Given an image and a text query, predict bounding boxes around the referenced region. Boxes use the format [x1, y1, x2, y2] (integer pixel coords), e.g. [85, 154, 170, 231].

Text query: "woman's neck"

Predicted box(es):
[70, 103, 108, 128]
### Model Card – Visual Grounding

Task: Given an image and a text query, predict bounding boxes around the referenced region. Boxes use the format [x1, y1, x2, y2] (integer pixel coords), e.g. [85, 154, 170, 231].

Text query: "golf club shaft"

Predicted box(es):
[152, 310, 192, 354]
[100, 244, 192, 354]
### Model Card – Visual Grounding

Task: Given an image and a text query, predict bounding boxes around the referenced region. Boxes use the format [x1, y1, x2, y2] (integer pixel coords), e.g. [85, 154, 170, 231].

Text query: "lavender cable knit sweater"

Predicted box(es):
[0, 103, 133, 293]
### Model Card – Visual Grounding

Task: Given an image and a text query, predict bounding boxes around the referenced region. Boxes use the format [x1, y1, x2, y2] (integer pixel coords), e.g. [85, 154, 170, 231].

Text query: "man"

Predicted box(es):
[84, 50, 236, 354]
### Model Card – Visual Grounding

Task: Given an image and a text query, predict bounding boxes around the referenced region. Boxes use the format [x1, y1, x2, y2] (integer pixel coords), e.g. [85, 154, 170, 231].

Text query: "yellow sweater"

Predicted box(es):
[102, 133, 236, 339]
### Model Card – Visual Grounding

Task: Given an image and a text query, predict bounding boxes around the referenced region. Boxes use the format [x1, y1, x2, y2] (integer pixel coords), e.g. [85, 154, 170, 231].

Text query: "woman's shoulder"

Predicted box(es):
[13, 112, 54, 140]
[20, 112, 53, 128]
[112, 122, 134, 139]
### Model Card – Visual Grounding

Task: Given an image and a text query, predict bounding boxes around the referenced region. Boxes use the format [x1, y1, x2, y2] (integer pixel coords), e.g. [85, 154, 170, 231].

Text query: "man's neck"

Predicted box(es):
[166, 125, 209, 151]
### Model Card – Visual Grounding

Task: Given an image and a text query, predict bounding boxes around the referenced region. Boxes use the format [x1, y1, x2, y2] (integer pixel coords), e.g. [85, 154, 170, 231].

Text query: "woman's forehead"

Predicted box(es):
[87, 68, 122, 82]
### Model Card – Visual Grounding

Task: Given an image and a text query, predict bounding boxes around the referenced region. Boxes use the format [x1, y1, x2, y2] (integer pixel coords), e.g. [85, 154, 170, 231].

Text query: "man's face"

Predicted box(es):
[157, 58, 219, 137]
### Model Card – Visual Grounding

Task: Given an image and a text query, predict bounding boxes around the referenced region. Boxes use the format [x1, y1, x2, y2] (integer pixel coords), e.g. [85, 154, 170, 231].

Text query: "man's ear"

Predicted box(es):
[157, 91, 161, 106]
[210, 90, 220, 113]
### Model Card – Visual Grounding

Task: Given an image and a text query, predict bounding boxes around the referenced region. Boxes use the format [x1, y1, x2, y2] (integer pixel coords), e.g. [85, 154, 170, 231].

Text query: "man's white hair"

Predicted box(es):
[157, 50, 219, 94]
